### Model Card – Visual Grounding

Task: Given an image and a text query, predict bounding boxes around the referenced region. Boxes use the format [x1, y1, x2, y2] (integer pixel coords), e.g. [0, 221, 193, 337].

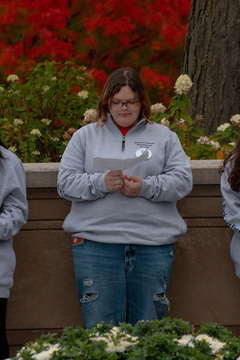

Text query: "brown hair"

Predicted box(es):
[96, 68, 152, 125]
[219, 134, 240, 191]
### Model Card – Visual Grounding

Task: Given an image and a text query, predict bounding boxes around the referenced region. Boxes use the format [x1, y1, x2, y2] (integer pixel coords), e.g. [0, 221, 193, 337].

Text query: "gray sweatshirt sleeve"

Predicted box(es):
[0, 160, 28, 240]
[220, 165, 240, 233]
[139, 131, 193, 202]
[57, 130, 109, 202]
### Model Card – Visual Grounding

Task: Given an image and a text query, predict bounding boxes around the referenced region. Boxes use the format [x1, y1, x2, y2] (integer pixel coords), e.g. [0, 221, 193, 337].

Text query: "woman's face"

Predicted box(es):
[109, 86, 141, 127]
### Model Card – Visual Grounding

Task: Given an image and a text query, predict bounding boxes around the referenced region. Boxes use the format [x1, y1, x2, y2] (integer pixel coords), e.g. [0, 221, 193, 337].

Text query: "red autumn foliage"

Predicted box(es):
[0, 0, 191, 103]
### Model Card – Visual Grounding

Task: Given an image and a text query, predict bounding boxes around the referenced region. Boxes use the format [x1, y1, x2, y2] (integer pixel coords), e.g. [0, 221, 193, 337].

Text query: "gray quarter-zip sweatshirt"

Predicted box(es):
[57, 116, 193, 245]
[0, 146, 28, 297]
[221, 160, 240, 278]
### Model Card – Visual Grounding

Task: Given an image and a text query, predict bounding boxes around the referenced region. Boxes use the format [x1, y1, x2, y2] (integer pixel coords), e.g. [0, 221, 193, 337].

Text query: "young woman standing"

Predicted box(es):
[0, 142, 28, 359]
[220, 135, 240, 279]
[58, 68, 192, 328]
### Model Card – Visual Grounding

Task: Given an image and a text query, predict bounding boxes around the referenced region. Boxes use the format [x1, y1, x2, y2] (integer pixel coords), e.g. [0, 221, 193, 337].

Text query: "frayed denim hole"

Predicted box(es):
[81, 292, 99, 303]
[153, 292, 170, 310]
[83, 279, 93, 287]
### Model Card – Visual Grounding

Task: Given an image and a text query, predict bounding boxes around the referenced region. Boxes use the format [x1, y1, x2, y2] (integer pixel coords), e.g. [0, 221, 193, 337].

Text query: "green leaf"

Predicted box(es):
[179, 109, 192, 124]
[15, 106, 27, 112]
[191, 127, 204, 137]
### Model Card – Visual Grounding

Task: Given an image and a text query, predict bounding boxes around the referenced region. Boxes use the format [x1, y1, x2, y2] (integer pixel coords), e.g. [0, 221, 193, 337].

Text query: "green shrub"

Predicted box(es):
[150, 74, 240, 160]
[1, 64, 239, 162]
[0, 61, 98, 162]
[12, 318, 240, 360]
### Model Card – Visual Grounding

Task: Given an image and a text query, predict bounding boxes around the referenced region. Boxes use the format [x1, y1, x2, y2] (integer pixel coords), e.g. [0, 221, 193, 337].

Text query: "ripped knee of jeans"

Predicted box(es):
[153, 292, 170, 311]
[81, 292, 99, 303]
[80, 279, 99, 303]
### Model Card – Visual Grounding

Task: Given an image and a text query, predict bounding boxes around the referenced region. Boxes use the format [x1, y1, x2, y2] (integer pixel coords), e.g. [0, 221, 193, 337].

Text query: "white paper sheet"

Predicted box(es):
[93, 149, 149, 170]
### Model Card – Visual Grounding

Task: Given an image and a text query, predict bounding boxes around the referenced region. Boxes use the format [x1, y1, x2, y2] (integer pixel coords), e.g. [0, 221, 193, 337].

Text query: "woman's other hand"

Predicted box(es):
[105, 170, 126, 192]
[121, 175, 142, 197]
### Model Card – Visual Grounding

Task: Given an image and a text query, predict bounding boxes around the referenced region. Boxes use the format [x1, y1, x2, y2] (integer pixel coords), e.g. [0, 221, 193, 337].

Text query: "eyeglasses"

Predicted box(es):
[110, 98, 140, 110]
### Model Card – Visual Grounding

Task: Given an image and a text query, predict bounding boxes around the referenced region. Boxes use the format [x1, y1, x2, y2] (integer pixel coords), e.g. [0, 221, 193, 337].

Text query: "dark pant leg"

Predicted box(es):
[126, 244, 174, 325]
[0, 298, 9, 360]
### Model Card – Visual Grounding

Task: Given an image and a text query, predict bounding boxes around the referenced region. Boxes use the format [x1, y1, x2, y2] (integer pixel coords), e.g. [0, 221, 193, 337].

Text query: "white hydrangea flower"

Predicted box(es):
[50, 137, 60, 142]
[230, 114, 240, 125]
[175, 118, 186, 128]
[0, 86, 4, 92]
[229, 142, 236, 147]
[8, 146, 17, 153]
[7, 74, 19, 82]
[217, 123, 231, 132]
[161, 118, 170, 127]
[43, 85, 50, 92]
[84, 108, 97, 123]
[51, 76, 57, 81]
[197, 136, 222, 150]
[13, 118, 24, 126]
[174, 74, 193, 95]
[30, 129, 42, 137]
[177, 118, 185, 124]
[151, 103, 167, 114]
[77, 90, 89, 99]
[208, 140, 221, 150]
[41, 118, 51, 125]
[31, 151, 40, 156]
[197, 136, 210, 145]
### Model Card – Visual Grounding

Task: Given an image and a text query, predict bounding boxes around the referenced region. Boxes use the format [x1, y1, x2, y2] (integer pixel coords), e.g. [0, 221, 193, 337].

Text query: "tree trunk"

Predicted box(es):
[181, 0, 240, 134]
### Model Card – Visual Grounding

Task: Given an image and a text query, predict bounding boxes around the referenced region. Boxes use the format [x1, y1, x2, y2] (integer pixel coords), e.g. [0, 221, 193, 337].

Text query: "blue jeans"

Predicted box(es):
[72, 240, 174, 328]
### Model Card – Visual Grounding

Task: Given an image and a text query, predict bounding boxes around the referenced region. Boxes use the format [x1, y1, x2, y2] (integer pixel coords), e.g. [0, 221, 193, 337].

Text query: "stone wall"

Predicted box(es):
[6, 160, 240, 356]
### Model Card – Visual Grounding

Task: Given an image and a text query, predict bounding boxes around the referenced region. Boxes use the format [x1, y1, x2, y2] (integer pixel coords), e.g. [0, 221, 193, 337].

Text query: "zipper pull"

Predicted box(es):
[122, 136, 125, 152]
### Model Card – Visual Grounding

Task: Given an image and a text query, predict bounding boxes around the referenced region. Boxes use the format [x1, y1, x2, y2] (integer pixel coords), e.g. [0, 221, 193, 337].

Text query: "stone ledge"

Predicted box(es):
[23, 160, 223, 188]
[24, 163, 59, 188]
[190, 159, 222, 185]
